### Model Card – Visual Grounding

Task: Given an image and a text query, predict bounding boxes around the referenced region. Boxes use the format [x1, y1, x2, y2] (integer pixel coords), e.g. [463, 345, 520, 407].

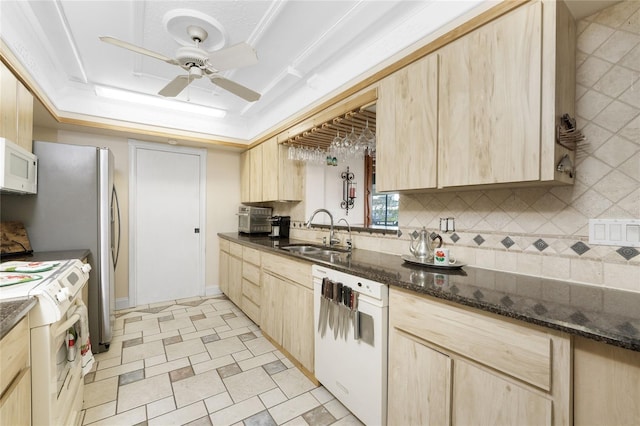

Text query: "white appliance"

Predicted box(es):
[0, 259, 91, 426]
[313, 265, 389, 426]
[0, 137, 37, 194]
[1, 141, 120, 353]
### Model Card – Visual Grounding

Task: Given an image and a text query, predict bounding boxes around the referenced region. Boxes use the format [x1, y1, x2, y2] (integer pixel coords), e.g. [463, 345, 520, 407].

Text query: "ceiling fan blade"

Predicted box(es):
[159, 75, 194, 97]
[100, 36, 178, 65]
[209, 76, 261, 102]
[208, 42, 258, 71]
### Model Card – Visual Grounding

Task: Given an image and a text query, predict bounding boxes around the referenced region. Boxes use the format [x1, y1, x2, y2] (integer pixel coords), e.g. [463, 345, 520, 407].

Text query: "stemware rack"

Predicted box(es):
[282, 107, 376, 151]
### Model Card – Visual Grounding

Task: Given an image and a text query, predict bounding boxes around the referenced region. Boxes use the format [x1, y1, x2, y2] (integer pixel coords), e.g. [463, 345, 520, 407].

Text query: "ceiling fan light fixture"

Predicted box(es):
[94, 85, 226, 118]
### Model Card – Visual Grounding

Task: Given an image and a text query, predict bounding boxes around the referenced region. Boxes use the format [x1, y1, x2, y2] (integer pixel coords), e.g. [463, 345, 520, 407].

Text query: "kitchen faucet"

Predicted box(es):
[306, 209, 340, 247]
[337, 218, 353, 252]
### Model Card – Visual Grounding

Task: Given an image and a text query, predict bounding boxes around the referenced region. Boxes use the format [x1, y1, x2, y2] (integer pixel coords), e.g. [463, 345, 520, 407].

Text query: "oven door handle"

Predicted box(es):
[54, 311, 81, 340]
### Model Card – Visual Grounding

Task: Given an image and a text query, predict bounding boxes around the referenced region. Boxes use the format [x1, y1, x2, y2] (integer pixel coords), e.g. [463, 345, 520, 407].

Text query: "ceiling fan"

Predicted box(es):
[99, 25, 261, 102]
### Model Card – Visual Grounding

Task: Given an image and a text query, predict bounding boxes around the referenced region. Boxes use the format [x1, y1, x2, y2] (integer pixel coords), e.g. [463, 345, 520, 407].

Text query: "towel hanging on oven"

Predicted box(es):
[76, 302, 95, 376]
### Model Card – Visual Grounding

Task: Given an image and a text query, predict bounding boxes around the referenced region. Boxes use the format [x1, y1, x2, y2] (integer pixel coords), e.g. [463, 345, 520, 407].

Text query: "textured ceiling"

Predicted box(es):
[0, 0, 620, 144]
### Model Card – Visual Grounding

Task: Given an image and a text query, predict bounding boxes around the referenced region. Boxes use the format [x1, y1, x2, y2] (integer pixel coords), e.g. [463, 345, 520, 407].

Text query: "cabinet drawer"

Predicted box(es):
[262, 252, 312, 289]
[243, 262, 260, 285]
[242, 296, 260, 325]
[0, 316, 29, 393]
[219, 238, 230, 253]
[242, 279, 261, 305]
[243, 246, 261, 266]
[390, 289, 552, 391]
[230, 242, 243, 258]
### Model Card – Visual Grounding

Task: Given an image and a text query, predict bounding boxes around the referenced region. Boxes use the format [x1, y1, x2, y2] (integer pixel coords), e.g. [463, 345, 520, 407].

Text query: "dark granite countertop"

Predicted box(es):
[0, 249, 89, 339]
[0, 297, 37, 340]
[220, 233, 640, 352]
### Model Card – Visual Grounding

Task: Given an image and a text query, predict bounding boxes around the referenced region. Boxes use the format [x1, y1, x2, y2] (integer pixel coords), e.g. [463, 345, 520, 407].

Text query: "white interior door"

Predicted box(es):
[130, 141, 206, 306]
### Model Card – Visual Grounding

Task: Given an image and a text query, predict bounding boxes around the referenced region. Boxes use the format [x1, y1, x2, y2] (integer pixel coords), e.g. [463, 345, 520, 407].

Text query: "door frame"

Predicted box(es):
[128, 140, 207, 308]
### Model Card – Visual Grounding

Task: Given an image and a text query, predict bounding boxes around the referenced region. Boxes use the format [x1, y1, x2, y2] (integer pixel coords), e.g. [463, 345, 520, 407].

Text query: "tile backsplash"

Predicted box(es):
[285, 1, 640, 292]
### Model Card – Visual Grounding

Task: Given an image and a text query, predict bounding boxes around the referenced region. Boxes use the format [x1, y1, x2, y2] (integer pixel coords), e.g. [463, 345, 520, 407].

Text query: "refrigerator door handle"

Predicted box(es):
[111, 186, 121, 268]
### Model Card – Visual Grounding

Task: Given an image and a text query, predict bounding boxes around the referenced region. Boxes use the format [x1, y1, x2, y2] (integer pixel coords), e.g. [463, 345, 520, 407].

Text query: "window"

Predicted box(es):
[365, 155, 398, 229]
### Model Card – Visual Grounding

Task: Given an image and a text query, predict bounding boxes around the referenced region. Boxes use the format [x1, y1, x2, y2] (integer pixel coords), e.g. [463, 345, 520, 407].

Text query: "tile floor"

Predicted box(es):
[80, 295, 363, 426]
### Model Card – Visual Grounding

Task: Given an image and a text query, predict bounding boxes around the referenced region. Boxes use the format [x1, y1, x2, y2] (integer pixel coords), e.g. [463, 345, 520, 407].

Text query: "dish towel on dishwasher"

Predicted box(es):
[77, 302, 95, 376]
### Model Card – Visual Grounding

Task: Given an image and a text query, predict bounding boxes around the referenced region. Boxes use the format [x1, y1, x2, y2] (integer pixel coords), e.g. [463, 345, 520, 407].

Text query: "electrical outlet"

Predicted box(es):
[589, 219, 640, 247]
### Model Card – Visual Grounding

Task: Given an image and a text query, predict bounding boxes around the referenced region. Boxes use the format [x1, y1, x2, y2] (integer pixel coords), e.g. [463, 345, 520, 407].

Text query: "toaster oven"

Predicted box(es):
[238, 205, 272, 233]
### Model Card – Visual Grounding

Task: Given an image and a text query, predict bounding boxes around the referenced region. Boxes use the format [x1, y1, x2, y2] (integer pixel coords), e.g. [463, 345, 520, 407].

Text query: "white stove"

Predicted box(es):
[0, 258, 91, 426]
[0, 259, 91, 326]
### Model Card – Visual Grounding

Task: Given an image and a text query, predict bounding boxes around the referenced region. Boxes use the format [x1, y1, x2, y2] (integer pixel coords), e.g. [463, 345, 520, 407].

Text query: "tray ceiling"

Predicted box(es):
[0, 0, 618, 144]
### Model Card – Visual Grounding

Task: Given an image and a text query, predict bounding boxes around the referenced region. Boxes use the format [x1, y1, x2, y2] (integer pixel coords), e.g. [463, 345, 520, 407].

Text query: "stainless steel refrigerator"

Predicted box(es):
[1, 141, 120, 353]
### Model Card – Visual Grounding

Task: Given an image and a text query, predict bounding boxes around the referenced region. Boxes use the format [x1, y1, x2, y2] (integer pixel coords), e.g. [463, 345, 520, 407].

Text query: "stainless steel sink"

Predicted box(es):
[281, 244, 349, 255]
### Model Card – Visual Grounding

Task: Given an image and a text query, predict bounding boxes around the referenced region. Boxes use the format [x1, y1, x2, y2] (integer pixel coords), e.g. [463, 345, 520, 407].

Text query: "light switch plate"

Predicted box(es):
[589, 219, 640, 247]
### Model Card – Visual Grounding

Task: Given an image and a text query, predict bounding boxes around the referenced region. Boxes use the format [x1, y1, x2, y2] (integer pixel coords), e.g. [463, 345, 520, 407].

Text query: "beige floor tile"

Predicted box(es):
[83, 376, 118, 409]
[93, 360, 144, 381]
[209, 396, 265, 426]
[281, 416, 309, 426]
[324, 398, 350, 420]
[84, 406, 147, 426]
[121, 340, 165, 364]
[146, 396, 176, 419]
[145, 357, 190, 378]
[204, 391, 234, 413]
[180, 328, 219, 341]
[148, 401, 208, 426]
[193, 316, 227, 330]
[159, 317, 194, 332]
[93, 341, 122, 361]
[271, 368, 316, 399]
[145, 353, 168, 367]
[143, 329, 180, 342]
[192, 354, 235, 375]
[232, 349, 254, 362]
[244, 337, 277, 356]
[268, 392, 320, 425]
[189, 351, 212, 365]
[96, 356, 122, 370]
[223, 367, 278, 403]
[82, 401, 116, 425]
[310, 387, 334, 404]
[165, 337, 206, 361]
[215, 324, 232, 334]
[206, 336, 246, 359]
[217, 326, 253, 340]
[117, 373, 173, 413]
[226, 315, 254, 329]
[237, 352, 278, 371]
[259, 388, 288, 408]
[124, 317, 160, 334]
[172, 369, 227, 408]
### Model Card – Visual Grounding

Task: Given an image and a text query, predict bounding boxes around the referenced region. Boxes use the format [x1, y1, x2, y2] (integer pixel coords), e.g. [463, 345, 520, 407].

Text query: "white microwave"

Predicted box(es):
[0, 137, 37, 194]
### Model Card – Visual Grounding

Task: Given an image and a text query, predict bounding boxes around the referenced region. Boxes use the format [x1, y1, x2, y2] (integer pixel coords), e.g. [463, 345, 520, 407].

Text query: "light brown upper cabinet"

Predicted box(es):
[1, 61, 33, 152]
[261, 137, 304, 202]
[377, 53, 438, 192]
[241, 136, 303, 203]
[376, 0, 575, 192]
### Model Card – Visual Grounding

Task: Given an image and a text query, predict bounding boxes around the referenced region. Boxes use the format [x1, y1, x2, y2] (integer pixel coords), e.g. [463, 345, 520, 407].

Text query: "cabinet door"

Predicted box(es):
[278, 143, 303, 201]
[282, 282, 314, 372]
[228, 254, 243, 307]
[377, 53, 438, 191]
[388, 329, 451, 425]
[452, 359, 552, 426]
[438, 1, 542, 187]
[16, 82, 33, 152]
[260, 272, 285, 344]
[262, 137, 278, 201]
[249, 145, 263, 202]
[0, 367, 31, 426]
[0, 62, 18, 143]
[240, 151, 251, 203]
[219, 250, 229, 296]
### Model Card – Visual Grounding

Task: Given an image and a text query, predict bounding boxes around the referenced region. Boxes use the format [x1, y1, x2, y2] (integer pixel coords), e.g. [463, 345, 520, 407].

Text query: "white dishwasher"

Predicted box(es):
[312, 265, 389, 426]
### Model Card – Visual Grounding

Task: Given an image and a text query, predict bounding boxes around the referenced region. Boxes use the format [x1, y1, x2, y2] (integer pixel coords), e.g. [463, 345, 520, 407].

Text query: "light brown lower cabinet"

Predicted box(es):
[241, 246, 261, 325]
[261, 252, 313, 373]
[388, 287, 571, 426]
[0, 317, 31, 426]
[574, 336, 640, 425]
